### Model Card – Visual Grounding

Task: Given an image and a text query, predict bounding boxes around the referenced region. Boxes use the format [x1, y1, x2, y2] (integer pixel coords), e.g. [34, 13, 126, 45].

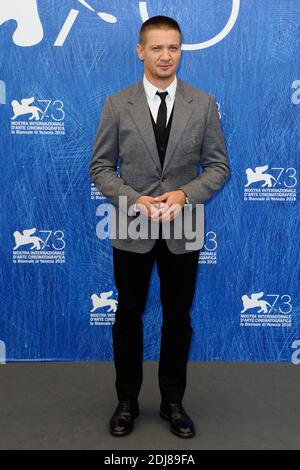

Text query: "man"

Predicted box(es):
[90, 16, 230, 438]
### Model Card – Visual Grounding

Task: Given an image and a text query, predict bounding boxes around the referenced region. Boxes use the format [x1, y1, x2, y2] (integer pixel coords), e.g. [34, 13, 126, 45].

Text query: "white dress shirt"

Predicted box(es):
[143, 73, 177, 125]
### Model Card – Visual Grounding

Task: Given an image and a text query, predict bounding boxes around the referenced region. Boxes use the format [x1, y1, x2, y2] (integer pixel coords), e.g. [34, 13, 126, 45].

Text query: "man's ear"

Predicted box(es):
[136, 43, 144, 61]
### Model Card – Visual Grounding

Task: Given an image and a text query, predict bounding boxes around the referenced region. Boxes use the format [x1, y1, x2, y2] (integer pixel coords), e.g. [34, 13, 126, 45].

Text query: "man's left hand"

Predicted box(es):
[151, 190, 186, 223]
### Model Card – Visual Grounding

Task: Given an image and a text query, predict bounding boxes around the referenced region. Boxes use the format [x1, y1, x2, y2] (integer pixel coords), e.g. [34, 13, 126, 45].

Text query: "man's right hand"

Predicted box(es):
[135, 195, 166, 220]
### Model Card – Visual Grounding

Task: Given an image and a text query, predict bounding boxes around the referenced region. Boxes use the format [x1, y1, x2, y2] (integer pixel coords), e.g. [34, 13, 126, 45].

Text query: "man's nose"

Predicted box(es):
[161, 49, 171, 61]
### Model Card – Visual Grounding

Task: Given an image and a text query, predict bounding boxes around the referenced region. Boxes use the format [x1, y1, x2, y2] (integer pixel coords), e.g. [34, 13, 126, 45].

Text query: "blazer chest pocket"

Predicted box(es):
[180, 130, 203, 154]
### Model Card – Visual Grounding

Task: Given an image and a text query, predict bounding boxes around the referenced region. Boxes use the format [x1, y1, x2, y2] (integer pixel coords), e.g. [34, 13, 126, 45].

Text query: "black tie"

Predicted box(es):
[156, 91, 168, 134]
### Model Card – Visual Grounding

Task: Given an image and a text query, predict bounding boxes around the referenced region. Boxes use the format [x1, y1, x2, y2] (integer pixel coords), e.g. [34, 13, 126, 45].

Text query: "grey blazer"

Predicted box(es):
[90, 78, 230, 254]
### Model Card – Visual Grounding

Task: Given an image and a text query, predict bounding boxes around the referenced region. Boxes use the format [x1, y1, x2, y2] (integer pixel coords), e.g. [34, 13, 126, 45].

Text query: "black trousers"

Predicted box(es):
[112, 229, 200, 405]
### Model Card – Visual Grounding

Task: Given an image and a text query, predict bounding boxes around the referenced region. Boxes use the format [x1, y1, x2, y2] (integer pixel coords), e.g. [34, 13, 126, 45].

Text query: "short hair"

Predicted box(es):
[139, 15, 182, 45]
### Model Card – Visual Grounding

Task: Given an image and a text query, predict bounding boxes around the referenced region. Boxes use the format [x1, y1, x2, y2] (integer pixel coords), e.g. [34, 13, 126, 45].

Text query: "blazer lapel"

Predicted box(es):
[128, 79, 161, 171]
[162, 79, 193, 173]
[128, 78, 194, 173]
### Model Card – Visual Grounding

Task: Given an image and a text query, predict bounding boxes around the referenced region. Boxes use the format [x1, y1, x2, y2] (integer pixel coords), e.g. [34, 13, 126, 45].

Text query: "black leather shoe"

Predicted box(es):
[160, 402, 195, 438]
[109, 399, 139, 436]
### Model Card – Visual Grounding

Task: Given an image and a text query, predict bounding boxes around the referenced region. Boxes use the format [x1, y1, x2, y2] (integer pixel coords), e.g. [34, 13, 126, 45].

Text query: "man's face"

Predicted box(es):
[136, 28, 181, 82]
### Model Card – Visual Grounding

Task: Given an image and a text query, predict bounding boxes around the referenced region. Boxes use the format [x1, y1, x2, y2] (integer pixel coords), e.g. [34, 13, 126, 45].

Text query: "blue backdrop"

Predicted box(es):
[0, 0, 299, 363]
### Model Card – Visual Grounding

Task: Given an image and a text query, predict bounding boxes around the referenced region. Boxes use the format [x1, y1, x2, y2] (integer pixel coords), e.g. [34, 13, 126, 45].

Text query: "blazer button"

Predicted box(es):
[161, 177, 166, 182]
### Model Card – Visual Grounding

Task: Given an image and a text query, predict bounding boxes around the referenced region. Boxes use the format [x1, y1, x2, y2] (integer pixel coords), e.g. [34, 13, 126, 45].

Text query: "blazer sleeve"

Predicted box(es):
[179, 94, 230, 206]
[90, 96, 142, 214]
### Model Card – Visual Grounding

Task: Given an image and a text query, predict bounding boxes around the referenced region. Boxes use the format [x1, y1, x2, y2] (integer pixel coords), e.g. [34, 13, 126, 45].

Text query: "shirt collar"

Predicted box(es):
[143, 74, 177, 100]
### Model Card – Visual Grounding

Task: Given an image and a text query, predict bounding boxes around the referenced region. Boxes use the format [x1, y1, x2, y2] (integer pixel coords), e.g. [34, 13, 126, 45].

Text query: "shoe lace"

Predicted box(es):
[117, 399, 136, 415]
[169, 402, 186, 420]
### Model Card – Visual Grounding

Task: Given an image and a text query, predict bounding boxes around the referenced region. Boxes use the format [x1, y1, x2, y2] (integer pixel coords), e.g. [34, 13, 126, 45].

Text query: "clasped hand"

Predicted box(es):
[136, 190, 186, 223]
